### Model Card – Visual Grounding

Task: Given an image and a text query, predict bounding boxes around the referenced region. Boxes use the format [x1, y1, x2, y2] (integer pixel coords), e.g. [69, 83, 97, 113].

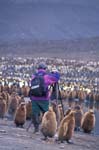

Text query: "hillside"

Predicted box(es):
[0, 0, 99, 60]
[0, 37, 99, 61]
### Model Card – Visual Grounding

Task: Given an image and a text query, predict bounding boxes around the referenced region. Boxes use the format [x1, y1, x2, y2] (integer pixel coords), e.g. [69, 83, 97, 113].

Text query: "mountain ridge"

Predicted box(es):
[0, 37, 99, 60]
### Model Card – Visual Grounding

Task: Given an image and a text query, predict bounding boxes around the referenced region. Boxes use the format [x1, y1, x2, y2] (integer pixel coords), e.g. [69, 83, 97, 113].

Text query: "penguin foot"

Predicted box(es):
[55, 139, 64, 144]
[66, 140, 74, 144]
[41, 136, 47, 141]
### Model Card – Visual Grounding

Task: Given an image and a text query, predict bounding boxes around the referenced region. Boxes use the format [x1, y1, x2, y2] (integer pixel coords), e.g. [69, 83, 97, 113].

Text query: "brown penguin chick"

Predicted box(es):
[0, 97, 7, 118]
[0, 85, 3, 92]
[21, 86, 29, 97]
[3, 85, 9, 93]
[19, 95, 25, 104]
[74, 105, 83, 131]
[25, 86, 30, 97]
[1, 91, 8, 100]
[14, 102, 26, 128]
[51, 101, 61, 125]
[78, 90, 86, 105]
[8, 93, 19, 117]
[81, 109, 95, 133]
[41, 107, 57, 140]
[58, 111, 75, 143]
[94, 93, 99, 110]
[1, 91, 9, 112]
[5, 92, 11, 112]
[26, 101, 32, 120]
[68, 91, 73, 107]
[58, 104, 64, 122]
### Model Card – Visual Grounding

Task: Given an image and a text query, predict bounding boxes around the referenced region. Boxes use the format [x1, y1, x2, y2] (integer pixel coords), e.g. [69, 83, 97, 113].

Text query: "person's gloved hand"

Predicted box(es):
[51, 67, 60, 80]
[51, 67, 58, 73]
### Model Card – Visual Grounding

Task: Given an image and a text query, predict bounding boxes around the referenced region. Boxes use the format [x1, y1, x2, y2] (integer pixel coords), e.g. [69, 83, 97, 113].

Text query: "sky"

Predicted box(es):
[0, 0, 99, 42]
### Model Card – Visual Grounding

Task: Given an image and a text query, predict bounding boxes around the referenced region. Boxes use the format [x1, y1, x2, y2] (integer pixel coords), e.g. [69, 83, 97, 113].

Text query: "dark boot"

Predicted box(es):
[32, 114, 39, 133]
[34, 127, 39, 133]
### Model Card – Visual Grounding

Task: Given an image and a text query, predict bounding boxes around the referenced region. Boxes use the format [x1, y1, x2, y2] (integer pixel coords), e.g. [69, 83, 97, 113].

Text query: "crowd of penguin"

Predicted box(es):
[0, 83, 97, 144]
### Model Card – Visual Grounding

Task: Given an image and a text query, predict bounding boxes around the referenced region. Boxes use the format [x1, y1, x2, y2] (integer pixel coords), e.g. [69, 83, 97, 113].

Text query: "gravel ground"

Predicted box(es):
[0, 118, 99, 150]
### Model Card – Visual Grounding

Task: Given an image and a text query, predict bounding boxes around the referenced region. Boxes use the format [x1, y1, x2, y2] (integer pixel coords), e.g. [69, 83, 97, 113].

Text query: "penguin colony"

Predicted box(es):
[0, 85, 96, 144]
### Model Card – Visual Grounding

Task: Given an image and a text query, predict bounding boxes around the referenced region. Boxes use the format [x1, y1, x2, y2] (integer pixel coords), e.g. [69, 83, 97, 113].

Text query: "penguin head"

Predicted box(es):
[69, 110, 75, 117]
[89, 109, 94, 114]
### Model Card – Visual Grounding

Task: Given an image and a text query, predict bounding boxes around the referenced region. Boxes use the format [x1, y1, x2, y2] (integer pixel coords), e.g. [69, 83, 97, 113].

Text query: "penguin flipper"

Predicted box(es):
[63, 122, 68, 136]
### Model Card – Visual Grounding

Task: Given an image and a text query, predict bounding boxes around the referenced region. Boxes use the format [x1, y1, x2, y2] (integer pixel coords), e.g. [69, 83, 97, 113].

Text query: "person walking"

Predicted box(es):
[29, 62, 60, 133]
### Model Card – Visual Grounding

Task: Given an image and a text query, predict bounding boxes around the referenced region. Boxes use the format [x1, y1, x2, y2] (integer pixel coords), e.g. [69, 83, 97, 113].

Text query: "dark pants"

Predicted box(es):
[31, 100, 49, 131]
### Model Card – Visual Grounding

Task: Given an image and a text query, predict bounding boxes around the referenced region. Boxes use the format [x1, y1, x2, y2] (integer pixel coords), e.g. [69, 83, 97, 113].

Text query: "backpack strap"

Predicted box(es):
[36, 72, 46, 76]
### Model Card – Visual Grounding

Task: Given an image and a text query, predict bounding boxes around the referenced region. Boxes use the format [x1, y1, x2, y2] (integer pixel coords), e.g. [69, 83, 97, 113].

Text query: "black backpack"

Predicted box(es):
[29, 73, 47, 97]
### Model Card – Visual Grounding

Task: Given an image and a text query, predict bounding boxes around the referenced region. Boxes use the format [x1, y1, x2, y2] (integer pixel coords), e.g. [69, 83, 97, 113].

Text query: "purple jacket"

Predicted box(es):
[30, 69, 60, 101]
